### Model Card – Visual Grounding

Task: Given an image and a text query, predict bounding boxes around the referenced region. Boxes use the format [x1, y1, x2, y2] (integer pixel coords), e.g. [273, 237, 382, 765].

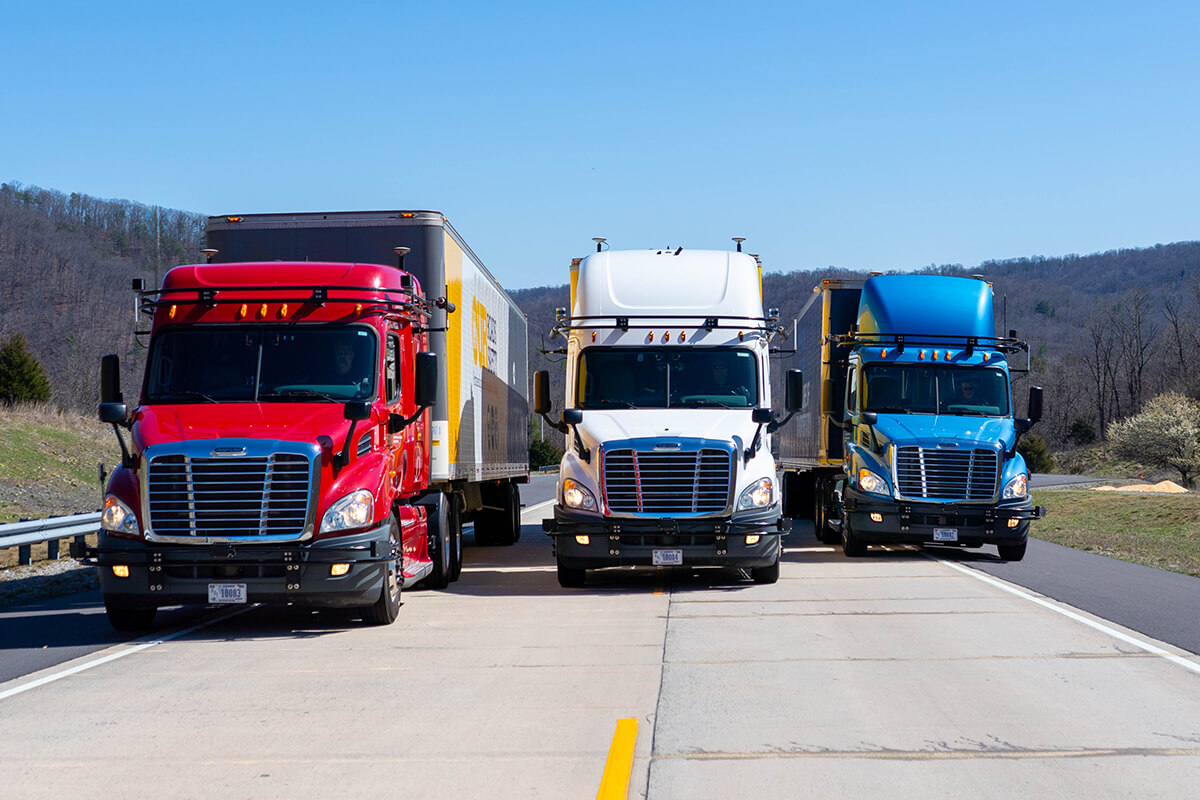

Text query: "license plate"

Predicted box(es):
[208, 583, 247, 604]
[933, 528, 958, 542]
[652, 549, 683, 566]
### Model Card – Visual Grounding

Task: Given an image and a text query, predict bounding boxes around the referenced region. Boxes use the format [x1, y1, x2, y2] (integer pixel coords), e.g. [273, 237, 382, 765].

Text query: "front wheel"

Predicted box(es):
[362, 515, 402, 625]
[557, 560, 587, 588]
[105, 603, 156, 632]
[997, 541, 1027, 562]
[842, 516, 867, 558]
[750, 558, 780, 584]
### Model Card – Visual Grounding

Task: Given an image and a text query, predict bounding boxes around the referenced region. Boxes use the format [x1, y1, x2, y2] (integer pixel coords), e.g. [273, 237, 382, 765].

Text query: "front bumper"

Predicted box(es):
[543, 505, 786, 569]
[75, 524, 394, 609]
[843, 488, 1044, 547]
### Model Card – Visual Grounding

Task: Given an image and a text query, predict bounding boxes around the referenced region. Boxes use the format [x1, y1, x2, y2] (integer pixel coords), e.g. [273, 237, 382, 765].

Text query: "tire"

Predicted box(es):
[361, 515, 402, 625]
[105, 603, 156, 632]
[477, 482, 520, 546]
[842, 515, 867, 558]
[814, 479, 839, 544]
[423, 495, 452, 589]
[557, 559, 587, 588]
[997, 541, 1027, 562]
[448, 496, 464, 582]
[750, 557, 780, 584]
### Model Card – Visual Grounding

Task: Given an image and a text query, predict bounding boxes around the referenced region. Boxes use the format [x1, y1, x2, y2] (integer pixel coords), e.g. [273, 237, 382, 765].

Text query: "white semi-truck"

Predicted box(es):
[534, 245, 802, 587]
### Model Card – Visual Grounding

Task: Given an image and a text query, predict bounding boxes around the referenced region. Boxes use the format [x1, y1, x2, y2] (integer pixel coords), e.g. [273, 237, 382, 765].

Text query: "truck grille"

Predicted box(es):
[147, 453, 311, 538]
[895, 447, 998, 501]
[603, 449, 731, 514]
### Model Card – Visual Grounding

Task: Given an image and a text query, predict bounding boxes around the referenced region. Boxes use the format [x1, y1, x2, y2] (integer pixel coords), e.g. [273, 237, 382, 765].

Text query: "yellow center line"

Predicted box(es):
[597, 717, 638, 800]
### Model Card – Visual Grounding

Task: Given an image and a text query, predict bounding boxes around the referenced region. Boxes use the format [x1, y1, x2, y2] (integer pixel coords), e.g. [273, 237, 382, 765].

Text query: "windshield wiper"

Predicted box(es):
[680, 398, 737, 408]
[157, 390, 219, 403]
[869, 406, 912, 414]
[259, 388, 339, 402]
[593, 399, 636, 408]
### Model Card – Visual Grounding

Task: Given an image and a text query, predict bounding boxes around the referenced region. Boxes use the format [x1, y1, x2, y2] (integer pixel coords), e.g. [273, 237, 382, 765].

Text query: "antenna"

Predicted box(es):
[394, 246, 411, 269]
[732, 237, 745, 252]
[200, 248, 218, 264]
[592, 237, 607, 253]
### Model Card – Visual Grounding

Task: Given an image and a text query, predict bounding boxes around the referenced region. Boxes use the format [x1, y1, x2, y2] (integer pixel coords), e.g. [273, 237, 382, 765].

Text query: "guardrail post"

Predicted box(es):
[47, 538, 60, 560]
[19, 544, 32, 565]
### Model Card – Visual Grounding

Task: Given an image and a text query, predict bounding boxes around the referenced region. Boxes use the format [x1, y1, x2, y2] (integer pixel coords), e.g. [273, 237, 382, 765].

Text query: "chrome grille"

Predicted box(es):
[896, 446, 998, 501]
[148, 453, 311, 537]
[603, 449, 731, 514]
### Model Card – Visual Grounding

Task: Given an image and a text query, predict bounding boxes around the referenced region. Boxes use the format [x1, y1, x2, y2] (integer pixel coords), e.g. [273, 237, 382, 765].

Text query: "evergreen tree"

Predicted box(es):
[0, 333, 53, 405]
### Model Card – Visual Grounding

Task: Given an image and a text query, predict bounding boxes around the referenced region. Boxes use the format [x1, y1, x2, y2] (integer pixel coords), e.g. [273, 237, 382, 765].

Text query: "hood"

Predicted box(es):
[871, 413, 1014, 451]
[133, 403, 356, 451]
[576, 408, 761, 448]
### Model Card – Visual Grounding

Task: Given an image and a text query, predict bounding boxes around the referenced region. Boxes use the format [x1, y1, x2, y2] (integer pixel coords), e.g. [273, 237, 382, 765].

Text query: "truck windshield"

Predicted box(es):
[144, 325, 377, 403]
[862, 365, 1009, 416]
[577, 348, 758, 408]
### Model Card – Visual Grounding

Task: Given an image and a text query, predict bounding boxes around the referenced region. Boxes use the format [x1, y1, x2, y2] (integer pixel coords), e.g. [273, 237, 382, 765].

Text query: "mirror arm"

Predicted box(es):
[766, 410, 797, 434]
[109, 423, 134, 469]
[745, 422, 766, 465]
[539, 410, 568, 434]
[335, 419, 361, 471]
[573, 425, 590, 463]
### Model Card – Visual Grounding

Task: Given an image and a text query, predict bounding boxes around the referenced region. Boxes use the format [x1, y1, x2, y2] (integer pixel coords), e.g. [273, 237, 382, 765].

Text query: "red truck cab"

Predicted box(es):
[87, 259, 446, 629]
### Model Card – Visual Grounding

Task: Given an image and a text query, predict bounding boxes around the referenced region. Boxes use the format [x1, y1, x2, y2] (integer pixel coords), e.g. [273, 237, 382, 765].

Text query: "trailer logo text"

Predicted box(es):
[472, 297, 498, 372]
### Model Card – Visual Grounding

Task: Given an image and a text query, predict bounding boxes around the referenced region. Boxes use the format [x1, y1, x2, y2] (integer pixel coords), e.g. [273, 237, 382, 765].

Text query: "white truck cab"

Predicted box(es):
[535, 247, 802, 587]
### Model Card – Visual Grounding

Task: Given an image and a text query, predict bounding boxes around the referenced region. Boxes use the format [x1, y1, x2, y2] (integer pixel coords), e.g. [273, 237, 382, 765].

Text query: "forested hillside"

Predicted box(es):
[0, 183, 205, 410]
[2, 181, 1198, 454]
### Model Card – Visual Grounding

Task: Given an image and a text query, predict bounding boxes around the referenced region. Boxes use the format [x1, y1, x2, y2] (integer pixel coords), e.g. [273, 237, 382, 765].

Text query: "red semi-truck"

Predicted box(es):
[78, 211, 528, 630]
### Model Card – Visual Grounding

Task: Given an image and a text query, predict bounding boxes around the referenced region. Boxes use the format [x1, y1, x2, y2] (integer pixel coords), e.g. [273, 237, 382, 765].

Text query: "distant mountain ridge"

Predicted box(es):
[2, 181, 1197, 449]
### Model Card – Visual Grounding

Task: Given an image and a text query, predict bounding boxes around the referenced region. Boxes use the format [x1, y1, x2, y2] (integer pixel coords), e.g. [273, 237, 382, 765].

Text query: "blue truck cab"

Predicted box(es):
[775, 274, 1045, 560]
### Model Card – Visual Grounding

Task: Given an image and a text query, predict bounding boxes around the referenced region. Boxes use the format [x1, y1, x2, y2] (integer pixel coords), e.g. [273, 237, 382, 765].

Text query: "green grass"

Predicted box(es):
[1033, 489, 1200, 577]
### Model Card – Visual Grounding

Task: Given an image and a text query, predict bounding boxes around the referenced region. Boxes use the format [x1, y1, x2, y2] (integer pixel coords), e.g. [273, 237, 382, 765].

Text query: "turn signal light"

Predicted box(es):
[1007, 519, 1020, 529]
[331, 563, 351, 577]
[575, 535, 590, 545]
[745, 534, 761, 545]
[112, 565, 130, 578]
[870, 513, 883, 523]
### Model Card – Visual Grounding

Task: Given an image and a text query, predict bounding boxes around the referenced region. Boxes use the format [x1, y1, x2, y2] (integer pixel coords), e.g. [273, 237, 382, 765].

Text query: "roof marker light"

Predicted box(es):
[356, 303, 363, 315]
[739, 331, 745, 341]
[648, 331, 654, 342]
[238, 304, 248, 319]
[932, 351, 939, 361]
[591, 331, 596, 342]
[168, 304, 177, 319]
[919, 350, 926, 360]
[680, 331, 686, 342]
[280, 304, 289, 317]
[259, 304, 268, 318]
[664, 331, 670, 342]
[880, 348, 888, 358]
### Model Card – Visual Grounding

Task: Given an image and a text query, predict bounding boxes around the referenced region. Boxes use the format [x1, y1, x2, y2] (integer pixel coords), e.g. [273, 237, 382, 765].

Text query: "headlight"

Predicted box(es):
[1003, 474, 1029, 500]
[857, 468, 889, 496]
[563, 478, 597, 511]
[738, 477, 774, 510]
[320, 489, 375, 534]
[100, 494, 139, 537]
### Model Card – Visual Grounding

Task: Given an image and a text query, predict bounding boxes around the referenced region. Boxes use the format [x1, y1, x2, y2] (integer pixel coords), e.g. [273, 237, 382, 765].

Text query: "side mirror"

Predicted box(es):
[414, 352, 438, 408]
[99, 402, 128, 424]
[100, 354, 123, 404]
[752, 407, 773, 424]
[562, 408, 583, 426]
[861, 411, 878, 425]
[785, 369, 804, 412]
[1027, 385, 1044, 424]
[534, 371, 551, 415]
[1014, 418, 1032, 434]
[344, 401, 372, 421]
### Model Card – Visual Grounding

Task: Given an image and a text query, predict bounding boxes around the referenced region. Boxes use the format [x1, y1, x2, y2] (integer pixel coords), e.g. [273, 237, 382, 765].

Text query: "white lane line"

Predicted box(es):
[933, 556, 1200, 677]
[521, 499, 555, 519]
[0, 606, 255, 702]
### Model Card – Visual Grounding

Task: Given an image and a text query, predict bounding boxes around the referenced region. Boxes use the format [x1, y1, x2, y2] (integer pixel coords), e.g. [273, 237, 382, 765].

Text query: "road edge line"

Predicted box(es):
[597, 717, 639, 800]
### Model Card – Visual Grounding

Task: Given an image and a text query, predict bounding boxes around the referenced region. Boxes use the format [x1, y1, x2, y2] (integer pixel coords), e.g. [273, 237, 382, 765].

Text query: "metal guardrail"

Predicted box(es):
[0, 513, 101, 564]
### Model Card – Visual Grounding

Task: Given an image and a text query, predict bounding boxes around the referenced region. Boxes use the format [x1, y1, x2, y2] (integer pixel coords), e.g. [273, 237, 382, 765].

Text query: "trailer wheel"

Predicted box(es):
[841, 516, 867, 558]
[105, 603, 156, 632]
[362, 515, 402, 625]
[476, 482, 521, 546]
[997, 541, 1027, 562]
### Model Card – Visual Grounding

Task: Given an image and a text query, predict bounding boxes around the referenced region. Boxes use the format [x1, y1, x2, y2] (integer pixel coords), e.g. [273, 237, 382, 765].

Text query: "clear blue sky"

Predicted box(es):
[4, 1, 1198, 289]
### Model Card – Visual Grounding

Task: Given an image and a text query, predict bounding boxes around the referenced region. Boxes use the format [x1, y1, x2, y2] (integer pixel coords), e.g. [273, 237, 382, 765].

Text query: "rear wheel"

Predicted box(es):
[997, 541, 1027, 562]
[476, 482, 521, 546]
[422, 495, 453, 589]
[362, 515, 402, 625]
[105, 603, 156, 632]
[448, 495, 464, 582]
[557, 559, 587, 588]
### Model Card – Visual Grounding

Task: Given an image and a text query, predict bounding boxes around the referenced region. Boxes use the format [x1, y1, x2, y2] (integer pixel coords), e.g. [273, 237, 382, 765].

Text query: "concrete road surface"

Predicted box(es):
[1, 495, 1197, 799]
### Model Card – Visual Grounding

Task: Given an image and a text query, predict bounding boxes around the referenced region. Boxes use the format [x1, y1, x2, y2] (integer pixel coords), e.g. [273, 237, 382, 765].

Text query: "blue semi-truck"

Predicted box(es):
[774, 274, 1045, 560]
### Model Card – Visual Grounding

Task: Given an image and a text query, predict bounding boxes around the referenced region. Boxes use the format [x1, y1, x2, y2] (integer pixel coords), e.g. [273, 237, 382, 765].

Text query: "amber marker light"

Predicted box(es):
[356, 303, 364, 315]
[739, 331, 745, 341]
[919, 350, 926, 360]
[112, 565, 131, 578]
[745, 534, 761, 545]
[663, 331, 670, 342]
[680, 331, 686, 342]
[330, 564, 351, 577]
[1008, 519, 1020, 528]
[238, 304, 248, 318]
[168, 305, 177, 319]
[591, 331, 596, 342]
[279, 303, 289, 317]
[575, 535, 590, 545]
[880, 348, 888, 358]
[932, 351, 939, 361]
[259, 304, 268, 318]
[870, 513, 883, 523]
[648, 331, 654, 342]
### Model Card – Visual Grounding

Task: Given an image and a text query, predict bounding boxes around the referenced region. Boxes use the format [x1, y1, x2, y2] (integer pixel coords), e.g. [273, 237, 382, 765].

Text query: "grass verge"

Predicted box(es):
[1033, 489, 1200, 577]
